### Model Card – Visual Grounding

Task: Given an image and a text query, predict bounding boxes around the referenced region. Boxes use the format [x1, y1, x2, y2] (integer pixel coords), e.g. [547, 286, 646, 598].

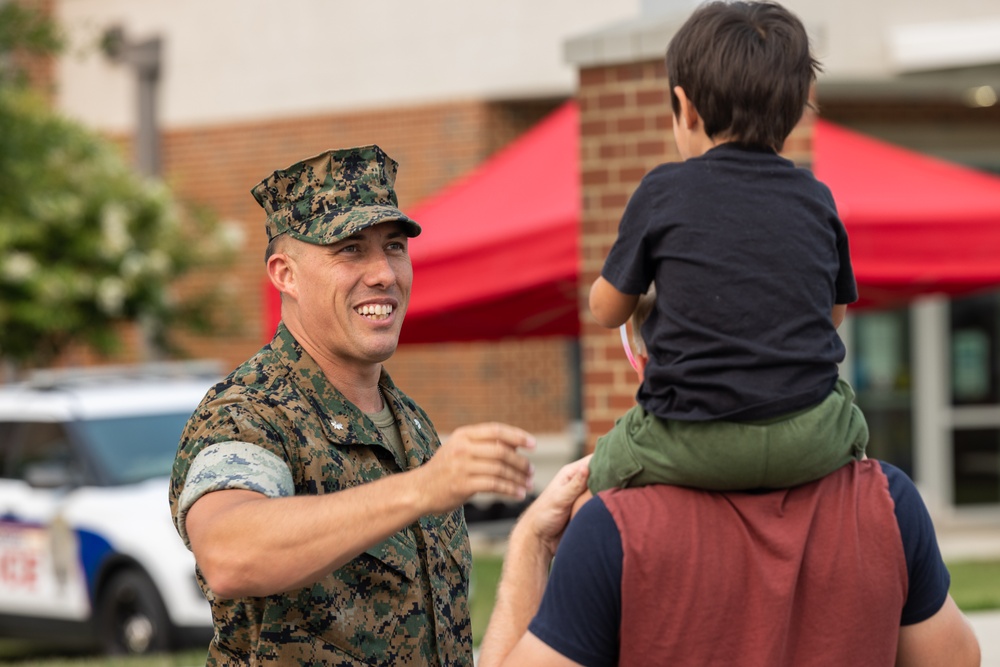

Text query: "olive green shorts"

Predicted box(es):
[588, 379, 869, 493]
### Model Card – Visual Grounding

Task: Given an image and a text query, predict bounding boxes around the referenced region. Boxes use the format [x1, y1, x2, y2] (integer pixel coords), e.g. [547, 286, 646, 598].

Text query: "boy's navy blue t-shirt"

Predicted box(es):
[602, 143, 857, 421]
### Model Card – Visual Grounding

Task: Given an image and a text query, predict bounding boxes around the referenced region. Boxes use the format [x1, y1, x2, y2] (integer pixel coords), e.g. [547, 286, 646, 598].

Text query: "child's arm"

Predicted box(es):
[589, 276, 639, 328]
[832, 304, 847, 329]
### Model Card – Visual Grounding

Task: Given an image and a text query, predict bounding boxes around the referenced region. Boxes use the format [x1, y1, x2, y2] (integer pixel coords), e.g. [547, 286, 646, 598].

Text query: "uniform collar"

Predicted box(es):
[269, 323, 436, 465]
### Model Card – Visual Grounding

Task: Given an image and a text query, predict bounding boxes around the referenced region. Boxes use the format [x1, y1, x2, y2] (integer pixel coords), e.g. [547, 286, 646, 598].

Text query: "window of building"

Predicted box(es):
[850, 308, 914, 476]
[951, 291, 1000, 505]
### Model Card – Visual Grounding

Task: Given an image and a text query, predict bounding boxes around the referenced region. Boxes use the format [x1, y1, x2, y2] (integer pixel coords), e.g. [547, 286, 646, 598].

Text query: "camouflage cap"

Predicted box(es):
[251, 145, 421, 245]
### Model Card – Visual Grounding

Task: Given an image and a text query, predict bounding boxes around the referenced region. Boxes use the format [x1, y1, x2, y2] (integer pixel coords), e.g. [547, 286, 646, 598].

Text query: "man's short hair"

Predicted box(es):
[666, 1, 820, 151]
[264, 233, 288, 264]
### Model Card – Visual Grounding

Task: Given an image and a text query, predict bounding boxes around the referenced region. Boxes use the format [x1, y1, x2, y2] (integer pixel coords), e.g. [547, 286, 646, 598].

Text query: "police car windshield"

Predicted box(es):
[77, 412, 191, 485]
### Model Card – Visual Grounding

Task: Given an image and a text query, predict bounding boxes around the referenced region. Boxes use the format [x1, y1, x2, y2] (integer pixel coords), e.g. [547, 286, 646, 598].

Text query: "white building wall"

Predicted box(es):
[784, 0, 1000, 78]
[55, 0, 642, 133]
[56, 0, 1000, 135]
[567, 0, 1000, 84]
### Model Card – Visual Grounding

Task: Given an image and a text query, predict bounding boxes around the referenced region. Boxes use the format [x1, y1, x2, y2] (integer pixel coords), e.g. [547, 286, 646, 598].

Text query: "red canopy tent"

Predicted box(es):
[265, 102, 1000, 343]
[264, 102, 581, 344]
[813, 119, 1000, 309]
[399, 102, 580, 344]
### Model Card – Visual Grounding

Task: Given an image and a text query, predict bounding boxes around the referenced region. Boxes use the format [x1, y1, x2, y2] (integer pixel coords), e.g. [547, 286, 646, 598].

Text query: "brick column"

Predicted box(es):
[578, 58, 675, 453]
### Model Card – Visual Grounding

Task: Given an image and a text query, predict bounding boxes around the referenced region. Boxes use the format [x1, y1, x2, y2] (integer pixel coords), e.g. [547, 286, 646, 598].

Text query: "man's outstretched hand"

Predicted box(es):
[415, 422, 536, 515]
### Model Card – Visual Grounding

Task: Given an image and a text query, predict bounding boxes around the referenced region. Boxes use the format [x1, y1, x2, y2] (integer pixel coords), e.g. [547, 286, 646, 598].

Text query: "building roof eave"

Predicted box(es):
[818, 65, 1000, 106]
[563, 13, 685, 69]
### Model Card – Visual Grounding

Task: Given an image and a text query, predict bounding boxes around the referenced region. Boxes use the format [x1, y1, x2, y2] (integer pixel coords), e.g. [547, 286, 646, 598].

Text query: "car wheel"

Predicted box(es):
[98, 569, 173, 655]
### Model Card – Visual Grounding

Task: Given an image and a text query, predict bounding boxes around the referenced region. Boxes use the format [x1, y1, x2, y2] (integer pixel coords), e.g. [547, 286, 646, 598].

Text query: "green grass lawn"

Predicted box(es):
[471, 553, 505, 646]
[947, 559, 1000, 612]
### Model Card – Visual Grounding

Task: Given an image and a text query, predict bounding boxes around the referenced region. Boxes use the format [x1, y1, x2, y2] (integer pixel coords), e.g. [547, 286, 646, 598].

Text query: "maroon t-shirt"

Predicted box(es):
[529, 461, 947, 667]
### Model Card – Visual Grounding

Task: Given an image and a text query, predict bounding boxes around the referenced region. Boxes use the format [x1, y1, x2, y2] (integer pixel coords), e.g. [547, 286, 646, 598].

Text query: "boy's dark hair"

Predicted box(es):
[666, 1, 820, 151]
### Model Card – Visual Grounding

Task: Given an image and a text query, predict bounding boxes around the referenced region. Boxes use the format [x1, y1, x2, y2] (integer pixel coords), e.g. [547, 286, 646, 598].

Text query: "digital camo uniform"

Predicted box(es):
[169, 145, 471, 665]
[169, 324, 472, 666]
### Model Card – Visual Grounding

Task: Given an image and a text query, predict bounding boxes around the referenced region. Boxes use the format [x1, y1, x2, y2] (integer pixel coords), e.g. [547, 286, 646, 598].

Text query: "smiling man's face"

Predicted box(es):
[279, 221, 413, 371]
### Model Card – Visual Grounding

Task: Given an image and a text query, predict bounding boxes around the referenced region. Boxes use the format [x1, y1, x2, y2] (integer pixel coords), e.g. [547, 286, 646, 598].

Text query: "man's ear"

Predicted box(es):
[672, 86, 700, 130]
[267, 252, 297, 300]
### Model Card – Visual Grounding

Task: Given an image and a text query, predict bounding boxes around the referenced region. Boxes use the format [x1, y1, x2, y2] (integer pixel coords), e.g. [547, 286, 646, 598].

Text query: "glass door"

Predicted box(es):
[951, 291, 1000, 506]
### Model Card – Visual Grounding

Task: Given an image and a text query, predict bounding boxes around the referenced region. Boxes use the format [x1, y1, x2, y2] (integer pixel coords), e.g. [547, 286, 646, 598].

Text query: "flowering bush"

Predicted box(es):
[0, 2, 233, 372]
[0, 88, 232, 369]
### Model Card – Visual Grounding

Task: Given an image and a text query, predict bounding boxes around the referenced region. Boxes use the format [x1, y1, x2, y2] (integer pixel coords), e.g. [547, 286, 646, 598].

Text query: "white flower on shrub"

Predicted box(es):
[96, 277, 126, 316]
[146, 249, 171, 277]
[120, 252, 146, 281]
[2, 252, 37, 282]
[218, 220, 246, 252]
[100, 203, 131, 258]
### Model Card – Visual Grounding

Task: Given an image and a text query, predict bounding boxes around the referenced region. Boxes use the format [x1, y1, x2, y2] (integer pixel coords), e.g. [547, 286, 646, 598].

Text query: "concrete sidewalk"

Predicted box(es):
[968, 610, 1000, 666]
[939, 525, 1000, 563]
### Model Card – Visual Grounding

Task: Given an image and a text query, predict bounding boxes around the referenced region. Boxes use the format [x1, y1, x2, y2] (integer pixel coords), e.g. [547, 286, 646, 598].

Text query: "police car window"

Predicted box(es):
[12, 422, 83, 487]
[0, 422, 19, 478]
[76, 412, 191, 485]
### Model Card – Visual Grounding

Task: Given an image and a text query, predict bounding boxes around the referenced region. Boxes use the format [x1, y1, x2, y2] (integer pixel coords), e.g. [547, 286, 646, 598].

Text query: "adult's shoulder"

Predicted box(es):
[178, 341, 297, 452]
[528, 493, 622, 667]
[870, 461, 952, 625]
[192, 336, 309, 415]
[872, 460, 923, 507]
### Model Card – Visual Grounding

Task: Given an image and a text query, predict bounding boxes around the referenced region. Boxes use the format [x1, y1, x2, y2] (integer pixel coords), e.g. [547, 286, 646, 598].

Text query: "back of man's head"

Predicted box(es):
[666, 1, 819, 151]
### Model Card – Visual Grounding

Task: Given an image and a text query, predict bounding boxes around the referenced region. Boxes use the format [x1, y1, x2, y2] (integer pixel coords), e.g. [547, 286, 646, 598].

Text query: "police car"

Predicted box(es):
[0, 363, 217, 654]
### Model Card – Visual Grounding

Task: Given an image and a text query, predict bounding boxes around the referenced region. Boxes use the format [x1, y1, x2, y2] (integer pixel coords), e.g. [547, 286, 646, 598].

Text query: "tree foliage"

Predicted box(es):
[0, 3, 233, 371]
[0, 2, 62, 86]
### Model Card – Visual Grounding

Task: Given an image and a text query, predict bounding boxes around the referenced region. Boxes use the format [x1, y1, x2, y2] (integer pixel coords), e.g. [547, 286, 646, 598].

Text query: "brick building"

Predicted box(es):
[33, 0, 642, 443]
[154, 97, 579, 437]
[17, 0, 1000, 514]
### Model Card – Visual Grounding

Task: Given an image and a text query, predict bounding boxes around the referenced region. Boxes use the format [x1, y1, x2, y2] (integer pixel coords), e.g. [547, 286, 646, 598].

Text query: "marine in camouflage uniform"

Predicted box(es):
[169, 146, 476, 665]
[171, 325, 471, 665]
